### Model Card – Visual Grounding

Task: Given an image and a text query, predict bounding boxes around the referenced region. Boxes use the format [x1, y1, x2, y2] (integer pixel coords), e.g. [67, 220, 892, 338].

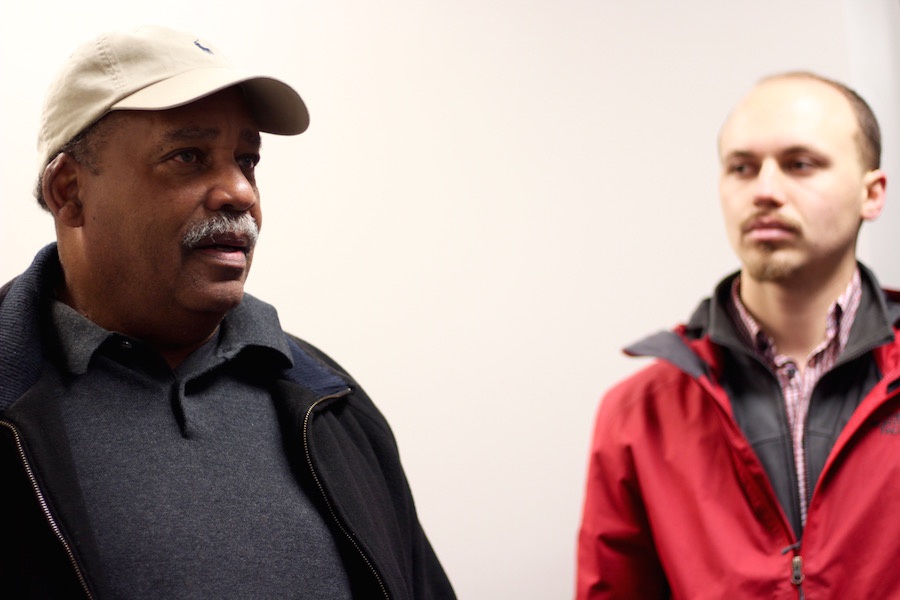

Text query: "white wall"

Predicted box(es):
[1, 2, 896, 598]
[846, 0, 900, 284]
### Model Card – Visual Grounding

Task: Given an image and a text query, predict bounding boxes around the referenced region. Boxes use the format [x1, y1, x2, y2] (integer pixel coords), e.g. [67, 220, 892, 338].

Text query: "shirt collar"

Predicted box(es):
[728, 267, 862, 361]
[50, 293, 292, 375]
[215, 294, 293, 365]
[50, 300, 116, 374]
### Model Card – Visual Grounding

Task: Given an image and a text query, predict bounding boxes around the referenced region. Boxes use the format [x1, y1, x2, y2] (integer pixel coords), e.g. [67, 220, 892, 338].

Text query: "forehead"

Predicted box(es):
[718, 78, 859, 158]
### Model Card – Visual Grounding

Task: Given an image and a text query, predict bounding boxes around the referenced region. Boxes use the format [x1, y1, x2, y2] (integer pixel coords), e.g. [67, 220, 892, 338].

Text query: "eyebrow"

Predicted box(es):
[163, 126, 262, 148]
[722, 145, 823, 161]
[722, 150, 756, 162]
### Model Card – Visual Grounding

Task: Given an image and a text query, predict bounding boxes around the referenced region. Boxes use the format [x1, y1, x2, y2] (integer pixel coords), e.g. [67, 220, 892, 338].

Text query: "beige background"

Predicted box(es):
[2, 1, 898, 597]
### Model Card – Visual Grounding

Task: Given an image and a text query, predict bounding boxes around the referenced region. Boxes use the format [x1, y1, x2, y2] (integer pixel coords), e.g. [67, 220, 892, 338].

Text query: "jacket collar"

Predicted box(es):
[625, 263, 899, 376]
[0, 243, 57, 411]
[694, 264, 897, 364]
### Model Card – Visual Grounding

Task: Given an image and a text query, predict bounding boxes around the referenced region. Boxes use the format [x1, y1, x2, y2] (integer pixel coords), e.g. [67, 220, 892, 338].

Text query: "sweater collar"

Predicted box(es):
[48, 292, 293, 376]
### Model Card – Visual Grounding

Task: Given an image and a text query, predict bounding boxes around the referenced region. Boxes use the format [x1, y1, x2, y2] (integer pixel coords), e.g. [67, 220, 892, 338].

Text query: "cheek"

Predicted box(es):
[82, 205, 130, 249]
[800, 202, 857, 248]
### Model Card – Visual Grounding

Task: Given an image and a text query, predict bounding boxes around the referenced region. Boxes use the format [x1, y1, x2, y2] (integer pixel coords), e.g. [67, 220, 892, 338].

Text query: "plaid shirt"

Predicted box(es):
[729, 269, 862, 527]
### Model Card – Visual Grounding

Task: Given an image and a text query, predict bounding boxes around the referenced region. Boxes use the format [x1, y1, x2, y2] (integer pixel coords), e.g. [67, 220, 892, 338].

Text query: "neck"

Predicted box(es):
[57, 283, 224, 370]
[153, 328, 220, 369]
[739, 261, 856, 369]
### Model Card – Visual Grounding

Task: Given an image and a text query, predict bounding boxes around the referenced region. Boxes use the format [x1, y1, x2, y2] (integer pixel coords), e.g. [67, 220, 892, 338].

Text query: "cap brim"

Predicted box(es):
[111, 67, 309, 135]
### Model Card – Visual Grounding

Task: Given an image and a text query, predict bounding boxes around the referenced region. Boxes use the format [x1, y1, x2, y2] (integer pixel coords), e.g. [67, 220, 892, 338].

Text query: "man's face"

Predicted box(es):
[718, 77, 883, 285]
[64, 88, 264, 339]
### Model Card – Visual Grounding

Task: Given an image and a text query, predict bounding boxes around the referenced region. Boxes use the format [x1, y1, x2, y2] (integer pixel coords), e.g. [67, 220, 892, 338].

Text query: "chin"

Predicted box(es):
[738, 242, 804, 282]
[183, 284, 246, 317]
[743, 258, 798, 282]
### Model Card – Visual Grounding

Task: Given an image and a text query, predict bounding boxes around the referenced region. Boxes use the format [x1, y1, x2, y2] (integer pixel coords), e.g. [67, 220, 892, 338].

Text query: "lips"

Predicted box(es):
[741, 215, 799, 243]
[195, 233, 250, 254]
[182, 212, 260, 254]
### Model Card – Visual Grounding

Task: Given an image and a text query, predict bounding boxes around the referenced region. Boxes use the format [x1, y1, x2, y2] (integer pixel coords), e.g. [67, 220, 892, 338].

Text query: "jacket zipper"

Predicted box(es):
[0, 420, 93, 599]
[780, 543, 804, 598]
[790, 555, 804, 585]
[802, 416, 813, 528]
[791, 554, 805, 599]
[302, 390, 391, 600]
[790, 380, 814, 536]
[778, 366, 806, 599]
[762, 360, 807, 539]
[700, 375, 806, 594]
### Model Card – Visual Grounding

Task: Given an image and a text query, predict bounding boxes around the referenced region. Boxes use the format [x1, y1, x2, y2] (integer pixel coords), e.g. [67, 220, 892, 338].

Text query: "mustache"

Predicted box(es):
[182, 212, 259, 249]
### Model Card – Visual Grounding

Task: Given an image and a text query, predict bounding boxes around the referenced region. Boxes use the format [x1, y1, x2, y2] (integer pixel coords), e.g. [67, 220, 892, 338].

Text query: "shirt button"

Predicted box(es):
[120, 339, 133, 350]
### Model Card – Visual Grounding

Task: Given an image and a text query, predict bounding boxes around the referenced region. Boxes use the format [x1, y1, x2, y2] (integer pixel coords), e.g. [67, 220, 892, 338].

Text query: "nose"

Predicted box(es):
[753, 159, 786, 207]
[204, 161, 258, 213]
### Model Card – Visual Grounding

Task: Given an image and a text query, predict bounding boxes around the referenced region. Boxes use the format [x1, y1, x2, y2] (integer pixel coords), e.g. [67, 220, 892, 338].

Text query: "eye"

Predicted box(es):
[785, 158, 817, 173]
[237, 153, 260, 171]
[171, 149, 202, 164]
[726, 161, 757, 177]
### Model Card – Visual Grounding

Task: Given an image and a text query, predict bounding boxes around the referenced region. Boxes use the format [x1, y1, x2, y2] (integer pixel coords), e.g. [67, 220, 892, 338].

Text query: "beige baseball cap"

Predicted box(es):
[37, 25, 309, 172]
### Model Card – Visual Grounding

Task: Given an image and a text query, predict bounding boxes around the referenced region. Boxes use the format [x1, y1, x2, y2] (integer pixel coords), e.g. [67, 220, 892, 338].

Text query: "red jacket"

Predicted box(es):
[577, 270, 900, 599]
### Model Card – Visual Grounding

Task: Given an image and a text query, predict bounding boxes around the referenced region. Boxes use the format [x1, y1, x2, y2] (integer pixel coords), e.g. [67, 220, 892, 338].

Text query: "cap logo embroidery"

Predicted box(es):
[193, 39, 213, 54]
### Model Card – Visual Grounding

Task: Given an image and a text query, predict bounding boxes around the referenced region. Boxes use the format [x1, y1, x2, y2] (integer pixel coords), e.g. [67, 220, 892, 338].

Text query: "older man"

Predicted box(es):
[0, 25, 454, 599]
[577, 73, 900, 598]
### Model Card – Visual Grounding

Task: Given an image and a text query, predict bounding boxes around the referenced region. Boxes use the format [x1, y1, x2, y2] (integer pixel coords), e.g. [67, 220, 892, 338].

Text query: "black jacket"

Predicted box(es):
[0, 244, 455, 599]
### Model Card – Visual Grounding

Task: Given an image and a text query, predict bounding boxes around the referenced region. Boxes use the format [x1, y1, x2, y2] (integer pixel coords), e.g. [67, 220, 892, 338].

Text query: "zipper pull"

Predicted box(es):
[790, 555, 804, 585]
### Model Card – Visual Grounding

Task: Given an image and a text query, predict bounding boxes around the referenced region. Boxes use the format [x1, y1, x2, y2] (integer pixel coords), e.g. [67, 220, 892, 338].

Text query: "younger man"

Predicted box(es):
[577, 73, 900, 598]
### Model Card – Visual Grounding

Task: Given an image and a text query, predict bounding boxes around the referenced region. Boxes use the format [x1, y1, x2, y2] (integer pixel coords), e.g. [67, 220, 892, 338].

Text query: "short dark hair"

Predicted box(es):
[761, 71, 882, 170]
[33, 114, 118, 211]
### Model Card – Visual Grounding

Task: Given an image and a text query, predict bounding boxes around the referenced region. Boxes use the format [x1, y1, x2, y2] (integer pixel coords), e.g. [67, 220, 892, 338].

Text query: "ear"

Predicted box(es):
[42, 153, 85, 227]
[860, 169, 886, 221]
